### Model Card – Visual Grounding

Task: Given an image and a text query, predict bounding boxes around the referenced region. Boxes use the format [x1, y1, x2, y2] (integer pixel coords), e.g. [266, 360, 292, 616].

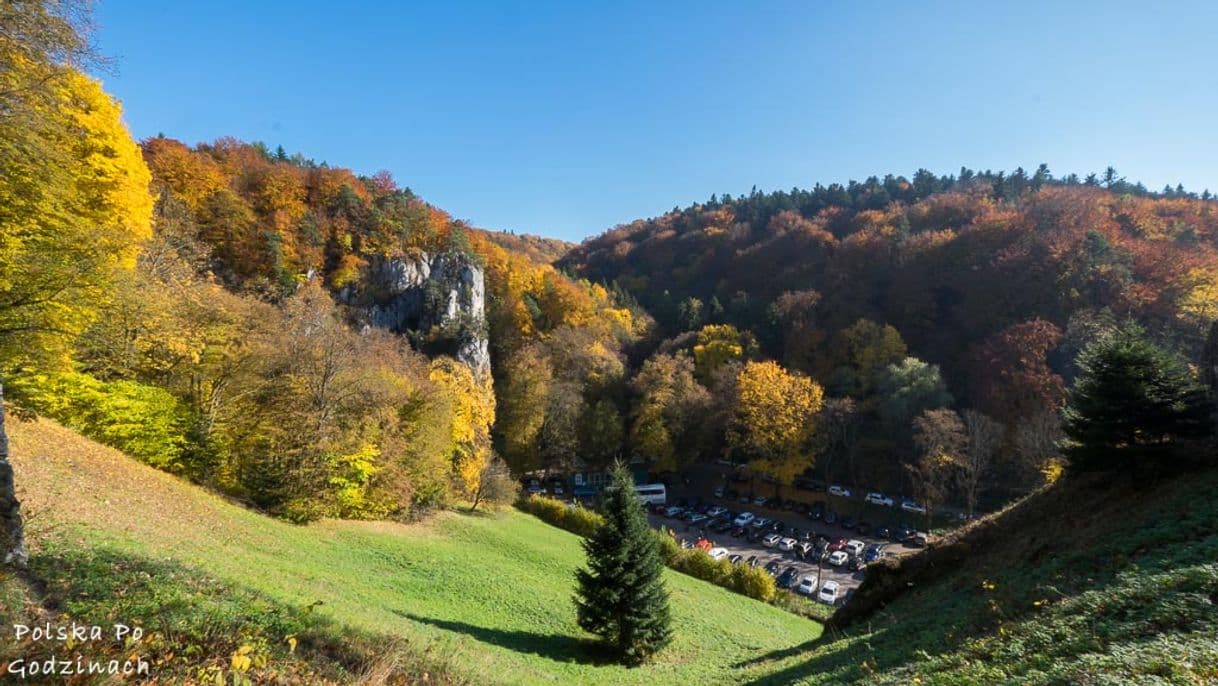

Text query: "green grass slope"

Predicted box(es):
[3, 418, 820, 684]
[743, 467, 1218, 685]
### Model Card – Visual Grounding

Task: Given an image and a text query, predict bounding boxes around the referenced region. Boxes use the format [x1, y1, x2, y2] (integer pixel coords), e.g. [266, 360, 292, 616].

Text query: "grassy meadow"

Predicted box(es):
[3, 418, 822, 684]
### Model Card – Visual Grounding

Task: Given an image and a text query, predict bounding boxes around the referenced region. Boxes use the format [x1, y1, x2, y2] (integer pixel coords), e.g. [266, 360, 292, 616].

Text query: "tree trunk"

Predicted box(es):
[0, 378, 28, 567]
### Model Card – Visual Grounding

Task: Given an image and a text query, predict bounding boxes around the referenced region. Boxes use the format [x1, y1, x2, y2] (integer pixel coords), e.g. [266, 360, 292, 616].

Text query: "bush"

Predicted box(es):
[517, 495, 605, 537]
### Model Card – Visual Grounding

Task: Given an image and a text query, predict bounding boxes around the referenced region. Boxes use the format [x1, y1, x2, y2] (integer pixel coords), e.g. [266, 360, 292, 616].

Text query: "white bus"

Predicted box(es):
[635, 483, 667, 505]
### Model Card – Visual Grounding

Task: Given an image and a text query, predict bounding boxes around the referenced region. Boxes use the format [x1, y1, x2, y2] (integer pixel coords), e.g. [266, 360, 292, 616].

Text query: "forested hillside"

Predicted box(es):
[561, 173, 1218, 506]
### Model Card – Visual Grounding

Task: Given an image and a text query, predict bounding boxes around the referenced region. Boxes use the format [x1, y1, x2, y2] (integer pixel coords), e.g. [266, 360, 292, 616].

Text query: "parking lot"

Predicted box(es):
[649, 466, 933, 606]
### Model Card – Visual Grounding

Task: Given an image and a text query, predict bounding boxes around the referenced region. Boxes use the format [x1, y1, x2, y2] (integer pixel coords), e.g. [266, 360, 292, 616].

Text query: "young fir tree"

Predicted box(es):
[1063, 322, 1212, 473]
[573, 465, 672, 665]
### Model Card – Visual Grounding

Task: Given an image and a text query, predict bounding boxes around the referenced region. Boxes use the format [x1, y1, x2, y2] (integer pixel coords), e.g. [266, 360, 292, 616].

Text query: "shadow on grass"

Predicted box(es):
[13, 543, 452, 683]
[396, 611, 615, 665]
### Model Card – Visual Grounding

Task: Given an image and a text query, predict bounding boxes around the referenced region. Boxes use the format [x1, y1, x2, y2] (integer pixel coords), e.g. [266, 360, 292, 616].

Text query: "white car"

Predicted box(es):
[796, 575, 819, 595]
[818, 580, 841, 604]
[865, 492, 894, 507]
[707, 506, 727, 518]
[752, 516, 772, 529]
[828, 551, 849, 567]
[708, 547, 730, 561]
[762, 533, 782, 548]
[778, 537, 798, 552]
[829, 484, 852, 498]
[687, 513, 708, 525]
[753, 495, 769, 506]
[664, 505, 684, 518]
[733, 512, 755, 527]
[901, 499, 928, 515]
[845, 539, 866, 557]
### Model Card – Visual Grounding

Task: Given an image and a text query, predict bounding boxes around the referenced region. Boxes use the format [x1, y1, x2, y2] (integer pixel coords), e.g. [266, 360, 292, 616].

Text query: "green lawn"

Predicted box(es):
[5, 418, 822, 684]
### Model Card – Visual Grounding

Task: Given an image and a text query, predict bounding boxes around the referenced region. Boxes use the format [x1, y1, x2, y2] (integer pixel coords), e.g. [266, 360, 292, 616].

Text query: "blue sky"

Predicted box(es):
[96, 1, 1218, 242]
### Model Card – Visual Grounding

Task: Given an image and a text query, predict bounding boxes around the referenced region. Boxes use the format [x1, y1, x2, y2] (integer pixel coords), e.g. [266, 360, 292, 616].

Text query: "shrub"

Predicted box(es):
[517, 495, 605, 537]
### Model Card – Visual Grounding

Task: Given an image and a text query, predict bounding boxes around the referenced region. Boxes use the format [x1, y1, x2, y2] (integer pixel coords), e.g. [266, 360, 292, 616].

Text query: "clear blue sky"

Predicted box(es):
[95, 1, 1218, 242]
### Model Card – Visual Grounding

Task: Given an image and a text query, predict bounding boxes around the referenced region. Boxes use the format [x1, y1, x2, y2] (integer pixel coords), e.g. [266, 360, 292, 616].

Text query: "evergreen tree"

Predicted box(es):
[574, 464, 672, 665]
[1063, 323, 1212, 472]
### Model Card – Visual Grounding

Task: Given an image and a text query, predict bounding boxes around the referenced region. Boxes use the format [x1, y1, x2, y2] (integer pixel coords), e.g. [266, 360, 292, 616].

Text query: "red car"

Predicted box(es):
[826, 537, 849, 553]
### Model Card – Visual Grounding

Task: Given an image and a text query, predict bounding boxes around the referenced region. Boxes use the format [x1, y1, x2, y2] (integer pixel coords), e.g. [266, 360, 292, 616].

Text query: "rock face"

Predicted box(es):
[353, 251, 490, 377]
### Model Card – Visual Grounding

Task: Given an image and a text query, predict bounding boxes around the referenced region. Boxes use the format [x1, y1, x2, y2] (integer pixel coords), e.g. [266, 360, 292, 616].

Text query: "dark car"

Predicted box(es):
[764, 560, 781, 576]
[863, 544, 883, 563]
[649, 503, 666, 515]
[856, 521, 872, 536]
[728, 553, 743, 564]
[895, 528, 916, 542]
[788, 527, 801, 540]
[770, 521, 786, 534]
[729, 526, 747, 538]
[841, 516, 857, 530]
[776, 566, 800, 589]
[848, 556, 866, 572]
[875, 526, 892, 540]
[824, 510, 838, 525]
[746, 528, 764, 543]
[746, 555, 759, 568]
[809, 502, 825, 520]
[712, 520, 734, 534]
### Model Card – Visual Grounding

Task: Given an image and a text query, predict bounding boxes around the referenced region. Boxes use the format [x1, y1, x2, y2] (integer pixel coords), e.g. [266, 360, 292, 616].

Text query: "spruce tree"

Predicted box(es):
[1063, 322, 1212, 472]
[574, 465, 672, 665]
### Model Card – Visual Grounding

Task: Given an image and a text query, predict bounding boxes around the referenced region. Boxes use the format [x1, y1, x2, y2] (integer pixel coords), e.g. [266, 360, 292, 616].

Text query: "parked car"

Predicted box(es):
[778, 537, 798, 551]
[707, 505, 727, 517]
[796, 541, 815, 559]
[733, 512, 756, 527]
[739, 494, 752, 504]
[827, 537, 849, 553]
[865, 492, 895, 507]
[752, 516, 772, 529]
[911, 532, 929, 547]
[856, 521, 872, 536]
[728, 553, 743, 564]
[894, 528, 916, 543]
[649, 503, 667, 515]
[809, 502, 825, 520]
[746, 528, 764, 543]
[875, 526, 892, 540]
[829, 484, 852, 498]
[762, 533, 782, 548]
[845, 539, 866, 557]
[712, 520, 734, 534]
[746, 554, 759, 567]
[769, 521, 785, 534]
[863, 544, 884, 562]
[713, 486, 725, 498]
[900, 499, 928, 515]
[828, 551, 849, 567]
[729, 526, 747, 538]
[776, 566, 799, 589]
[664, 505, 684, 518]
[764, 560, 781, 576]
[824, 510, 838, 525]
[687, 513, 708, 525]
[708, 547, 730, 560]
[753, 495, 769, 506]
[848, 556, 866, 572]
[796, 575, 818, 595]
[818, 580, 841, 604]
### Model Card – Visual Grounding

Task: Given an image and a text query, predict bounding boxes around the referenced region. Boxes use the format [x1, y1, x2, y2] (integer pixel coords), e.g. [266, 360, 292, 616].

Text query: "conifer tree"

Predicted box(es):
[1063, 322, 1212, 472]
[573, 464, 672, 665]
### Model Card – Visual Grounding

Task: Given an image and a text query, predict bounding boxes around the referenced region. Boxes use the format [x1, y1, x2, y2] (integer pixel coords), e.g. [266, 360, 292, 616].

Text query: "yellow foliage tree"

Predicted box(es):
[729, 361, 824, 485]
[429, 357, 496, 498]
